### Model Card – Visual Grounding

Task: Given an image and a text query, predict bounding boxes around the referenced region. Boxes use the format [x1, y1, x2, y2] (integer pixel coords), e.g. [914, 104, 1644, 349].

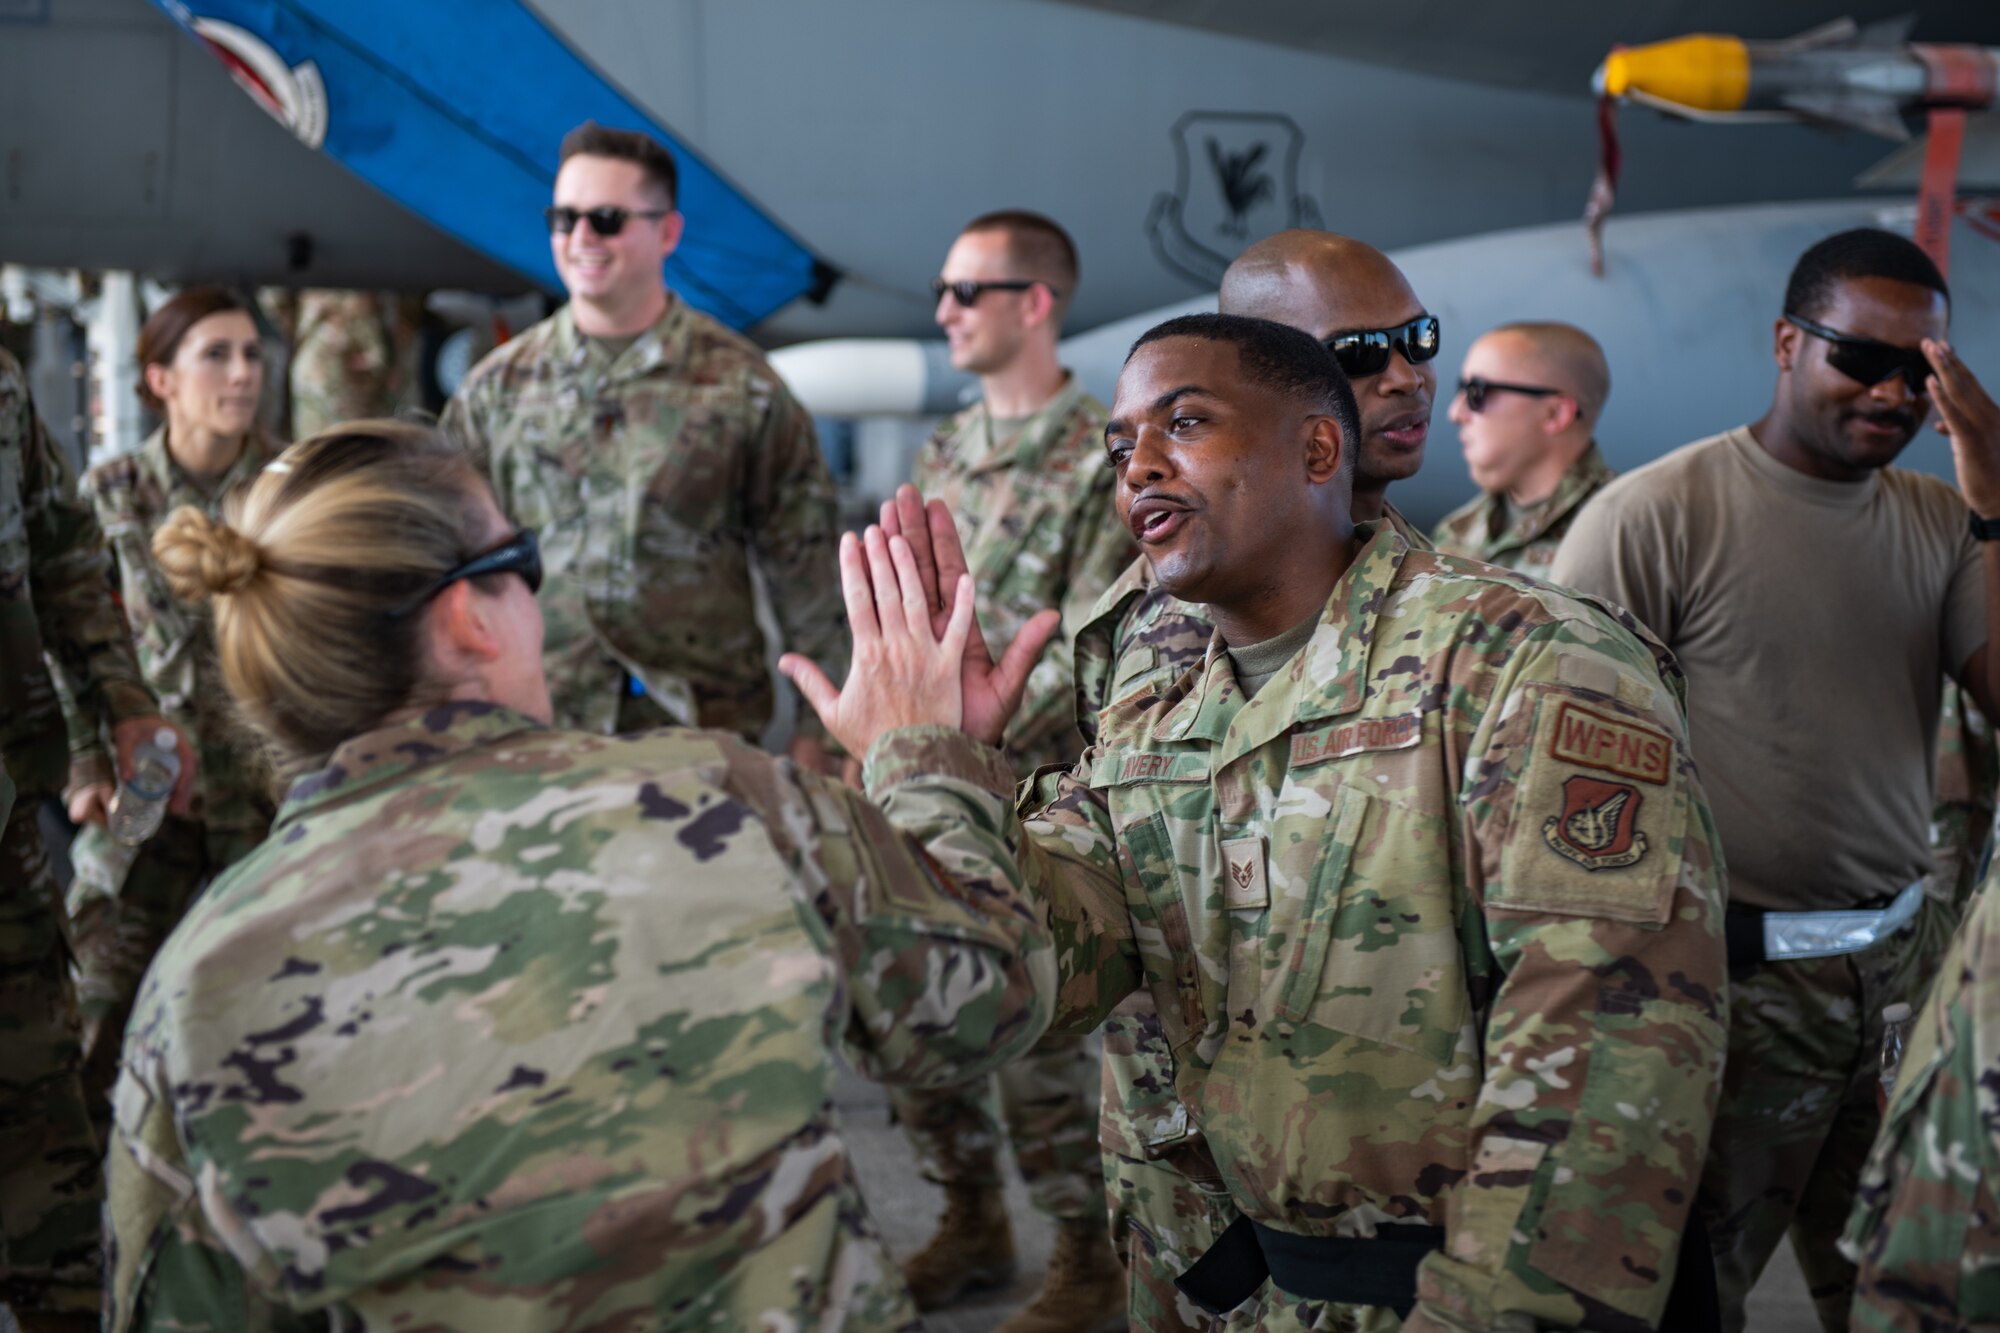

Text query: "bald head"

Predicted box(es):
[1449, 321, 1609, 502]
[1220, 231, 1413, 334]
[1483, 322, 1611, 429]
[1219, 230, 1435, 507]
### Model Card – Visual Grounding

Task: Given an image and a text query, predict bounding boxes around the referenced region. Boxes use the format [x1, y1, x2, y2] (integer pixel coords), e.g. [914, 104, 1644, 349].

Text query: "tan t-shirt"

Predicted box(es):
[1550, 425, 1987, 912]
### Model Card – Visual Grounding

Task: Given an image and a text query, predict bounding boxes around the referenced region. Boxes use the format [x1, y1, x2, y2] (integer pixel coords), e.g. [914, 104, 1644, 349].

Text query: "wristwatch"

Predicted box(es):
[1973, 512, 2000, 541]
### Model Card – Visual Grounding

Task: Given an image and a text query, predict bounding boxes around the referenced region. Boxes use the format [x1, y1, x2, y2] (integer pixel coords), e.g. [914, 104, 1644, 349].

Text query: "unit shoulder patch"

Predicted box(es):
[1545, 699, 1671, 785]
[1542, 775, 1648, 871]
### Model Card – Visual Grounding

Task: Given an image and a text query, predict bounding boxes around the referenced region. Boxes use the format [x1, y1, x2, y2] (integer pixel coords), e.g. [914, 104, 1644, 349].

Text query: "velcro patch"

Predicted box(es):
[1546, 700, 1671, 786]
[1492, 689, 1684, 926]
[1290, 712, 1422, 767]
[1091, 750, 1210, 786]
[1542, 776, 1649, 871]
[1220, 836, 1268, 909]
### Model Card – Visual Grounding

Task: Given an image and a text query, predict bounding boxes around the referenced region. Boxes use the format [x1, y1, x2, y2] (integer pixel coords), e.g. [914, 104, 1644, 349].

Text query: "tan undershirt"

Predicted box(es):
[1228, 610, 1321, 700]
[1551, 425, 1986, 912]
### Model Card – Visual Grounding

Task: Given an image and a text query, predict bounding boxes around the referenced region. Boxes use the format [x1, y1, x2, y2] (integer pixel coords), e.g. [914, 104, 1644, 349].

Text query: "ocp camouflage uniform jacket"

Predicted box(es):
[442, 299, 849, 741]
[868, 522, 1730, 1331]
[1430, 443, 1615, 575]
[1845, 855, 2000, 1330]
[106, 701, 1054, 1332]
[912, 375, 1134, 776]
[58, 427, 276, 840]
[0, 347, 154, 802]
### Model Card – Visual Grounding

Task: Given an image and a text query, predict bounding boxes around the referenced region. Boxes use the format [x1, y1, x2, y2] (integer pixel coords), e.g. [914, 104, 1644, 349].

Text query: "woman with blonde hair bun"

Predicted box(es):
[58, 285, 279, 1129]
[108, 420, 1055, 1332]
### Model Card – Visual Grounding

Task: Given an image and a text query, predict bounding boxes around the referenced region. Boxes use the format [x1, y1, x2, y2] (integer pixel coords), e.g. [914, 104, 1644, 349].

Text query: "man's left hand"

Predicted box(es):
[1927, 339, 2000, 516]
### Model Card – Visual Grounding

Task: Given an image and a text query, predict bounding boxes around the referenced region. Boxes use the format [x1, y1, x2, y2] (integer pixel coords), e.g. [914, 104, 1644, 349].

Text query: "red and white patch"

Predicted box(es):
[1543, 775, 1649, 871]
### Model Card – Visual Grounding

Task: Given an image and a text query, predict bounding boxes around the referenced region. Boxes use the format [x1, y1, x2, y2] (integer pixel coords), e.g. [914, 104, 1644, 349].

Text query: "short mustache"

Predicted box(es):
[1844, 406, 1918, 431]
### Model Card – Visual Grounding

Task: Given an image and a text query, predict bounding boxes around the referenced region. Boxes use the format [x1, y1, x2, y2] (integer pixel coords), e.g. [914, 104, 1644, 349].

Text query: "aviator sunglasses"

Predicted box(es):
[1457, 377, 1563, 413]
[388, 529, 543, 618]
[544, 205, 672, 237]
[931, 278, 1061, 307]
[1324, 315, 1442, 379]
[1785, 312, 1935, 394]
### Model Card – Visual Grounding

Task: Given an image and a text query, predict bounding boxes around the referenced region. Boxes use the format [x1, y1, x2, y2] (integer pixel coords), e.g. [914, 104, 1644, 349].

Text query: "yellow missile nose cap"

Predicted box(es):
[1597, 34, 1750, 111]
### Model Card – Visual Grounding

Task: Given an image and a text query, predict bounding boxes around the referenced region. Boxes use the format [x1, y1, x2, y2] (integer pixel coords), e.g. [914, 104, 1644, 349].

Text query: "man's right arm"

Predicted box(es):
[866, 723, 1146, 1036]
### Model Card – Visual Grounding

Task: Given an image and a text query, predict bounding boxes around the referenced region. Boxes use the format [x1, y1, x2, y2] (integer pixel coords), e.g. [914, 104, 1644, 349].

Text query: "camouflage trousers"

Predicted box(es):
[1698, 891, 1957, 1333]
[0, 802, 102, 1314]
[67, 814, 257, 1141]
[887, 1027, 1104, 1220]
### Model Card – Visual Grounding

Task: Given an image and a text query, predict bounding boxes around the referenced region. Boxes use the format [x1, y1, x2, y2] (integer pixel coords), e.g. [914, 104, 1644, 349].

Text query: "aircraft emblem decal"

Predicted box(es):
[1543, 775, 1650, 871]
[190, 16, 328, 150]
[1147, 111, 1324, 287]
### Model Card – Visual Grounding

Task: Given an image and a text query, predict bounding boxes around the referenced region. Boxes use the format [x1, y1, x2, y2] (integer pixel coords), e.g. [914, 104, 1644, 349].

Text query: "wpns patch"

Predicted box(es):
[1543, 775, 1648, 871]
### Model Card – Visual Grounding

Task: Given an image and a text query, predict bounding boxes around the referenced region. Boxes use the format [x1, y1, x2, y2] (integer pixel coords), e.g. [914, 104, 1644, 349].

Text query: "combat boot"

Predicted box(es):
[900, 1183, 1017, 1310]
[995, 1214, 1127, 1333]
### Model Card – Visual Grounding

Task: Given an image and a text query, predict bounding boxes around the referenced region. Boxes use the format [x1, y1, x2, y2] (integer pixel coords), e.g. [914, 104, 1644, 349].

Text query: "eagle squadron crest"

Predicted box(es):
[1544, 775, 1649, 871]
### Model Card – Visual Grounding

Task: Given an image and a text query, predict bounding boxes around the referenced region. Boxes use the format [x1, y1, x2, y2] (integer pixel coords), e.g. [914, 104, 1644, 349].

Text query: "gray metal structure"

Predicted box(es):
[3, 0, 1987, 340]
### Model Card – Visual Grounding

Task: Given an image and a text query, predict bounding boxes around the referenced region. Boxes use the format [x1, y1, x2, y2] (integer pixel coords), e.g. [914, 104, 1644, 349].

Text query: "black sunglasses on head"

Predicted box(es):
[1324, 315, 1442, 379]
[388, 529, 543, 619]
[1785, 312, 1934, 394]
[931, 278, 1060, 307]
[1457, 377, 1563, 413]
[544, 205, 671, 237]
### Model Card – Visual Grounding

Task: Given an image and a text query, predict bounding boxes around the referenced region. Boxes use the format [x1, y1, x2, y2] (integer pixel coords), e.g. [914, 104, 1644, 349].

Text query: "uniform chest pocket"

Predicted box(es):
[1271, 783, 1468, 1066]
[1098, 751, 1211, 1053]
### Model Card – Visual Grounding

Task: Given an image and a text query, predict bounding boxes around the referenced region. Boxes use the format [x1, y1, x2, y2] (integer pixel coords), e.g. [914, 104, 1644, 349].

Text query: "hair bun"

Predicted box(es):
[153, 506, 261, 601]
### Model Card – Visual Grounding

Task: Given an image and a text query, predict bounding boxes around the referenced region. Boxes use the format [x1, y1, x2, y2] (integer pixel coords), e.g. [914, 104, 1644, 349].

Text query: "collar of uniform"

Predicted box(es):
[549, 293, 691, 379]
[1152, 520, 1410, 749]
[962, 372, 1089, 480]
[1498, 440, 1613, 547]
[275, 701, 546, 825]
[146, 427, 274, 510]
[1380, 499, 1434, 550]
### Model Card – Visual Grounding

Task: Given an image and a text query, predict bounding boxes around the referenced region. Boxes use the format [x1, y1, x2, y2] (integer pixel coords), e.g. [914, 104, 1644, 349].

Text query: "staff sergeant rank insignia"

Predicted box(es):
[1545, 775, 1649, 870]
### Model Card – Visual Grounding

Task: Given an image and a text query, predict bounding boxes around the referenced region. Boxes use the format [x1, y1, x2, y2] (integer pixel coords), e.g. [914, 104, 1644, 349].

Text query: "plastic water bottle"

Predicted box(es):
[106, 728, 180, 847]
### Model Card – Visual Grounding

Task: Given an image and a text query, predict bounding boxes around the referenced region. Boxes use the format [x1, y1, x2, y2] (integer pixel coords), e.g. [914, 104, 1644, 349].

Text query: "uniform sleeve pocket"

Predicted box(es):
[1494, 690, 1684, 927]
[1528, 995, 1720, 1320]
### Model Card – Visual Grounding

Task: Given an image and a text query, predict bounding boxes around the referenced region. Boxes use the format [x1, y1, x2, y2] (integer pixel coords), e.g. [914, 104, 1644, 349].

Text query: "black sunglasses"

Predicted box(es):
[930, 278, 1060, 307]
[388, 529, 543, 618]
[1785, 312, 1934, 394]
[1457, 377, 1563, 413]
[544, 205, 671, 237]
[1324, 315, 1442, 379]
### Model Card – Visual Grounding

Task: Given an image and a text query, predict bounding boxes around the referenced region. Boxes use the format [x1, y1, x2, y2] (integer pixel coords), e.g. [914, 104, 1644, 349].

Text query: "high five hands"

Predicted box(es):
[780, 485, 1060, 763]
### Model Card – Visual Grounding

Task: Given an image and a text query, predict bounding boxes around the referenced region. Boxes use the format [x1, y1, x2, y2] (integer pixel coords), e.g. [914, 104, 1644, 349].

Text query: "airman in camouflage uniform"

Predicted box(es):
[441, 123, 846, 757]
[830, 318, 1730, 1330]
[443, 299, 844, 743]
[0, 346, 161, 1323]
[890, 375, 1131, 1316]
[288, 290, 416, 438]
[1431, 322, 1617, 576]
[889, 212, 1135, 1330]
[56, 425, 277, 1128]
[1843, 849, 2000, 1330]
[105, 699, 1055, 1331]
